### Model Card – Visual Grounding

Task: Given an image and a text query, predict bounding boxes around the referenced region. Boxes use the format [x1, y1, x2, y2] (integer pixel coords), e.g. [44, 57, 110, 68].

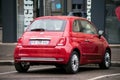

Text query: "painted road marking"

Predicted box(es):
[0, 66, 55, 75]
[0, 71, 16, 75]
[88, 73, 120, 80]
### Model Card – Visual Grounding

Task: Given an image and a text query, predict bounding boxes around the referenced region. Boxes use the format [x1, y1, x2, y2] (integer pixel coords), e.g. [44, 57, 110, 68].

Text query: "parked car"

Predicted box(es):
[68, 11, 87, 18]
[14, 16, 111, 74]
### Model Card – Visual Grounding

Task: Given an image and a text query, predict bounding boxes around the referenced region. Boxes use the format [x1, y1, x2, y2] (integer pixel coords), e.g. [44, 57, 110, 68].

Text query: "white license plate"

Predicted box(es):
[30, 40, 49, 45]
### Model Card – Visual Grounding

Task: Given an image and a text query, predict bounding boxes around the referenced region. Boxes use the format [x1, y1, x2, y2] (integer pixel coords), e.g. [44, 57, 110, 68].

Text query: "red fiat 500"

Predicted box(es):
[14, 16, 111, 74]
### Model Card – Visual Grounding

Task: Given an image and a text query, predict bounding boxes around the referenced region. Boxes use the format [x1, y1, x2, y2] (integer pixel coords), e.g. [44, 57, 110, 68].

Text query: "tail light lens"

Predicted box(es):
[57, 37, 66, 46]
[17, 37, 22, 48]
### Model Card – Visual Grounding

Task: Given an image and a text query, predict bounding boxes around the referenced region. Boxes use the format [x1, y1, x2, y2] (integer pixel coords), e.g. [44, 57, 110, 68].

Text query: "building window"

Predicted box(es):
[105, 0, 120, 44]
[51, 0, 62, 12]
[72, 4, 81, 9]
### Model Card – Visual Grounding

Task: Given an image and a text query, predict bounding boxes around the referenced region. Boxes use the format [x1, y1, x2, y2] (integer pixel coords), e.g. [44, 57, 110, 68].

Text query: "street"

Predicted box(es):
[1, 0, 120, 80]
[0, 65, 120, 80]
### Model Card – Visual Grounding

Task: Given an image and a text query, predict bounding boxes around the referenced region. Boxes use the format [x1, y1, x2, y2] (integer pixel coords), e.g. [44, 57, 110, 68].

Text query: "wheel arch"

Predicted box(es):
[105, 47, 111, 60]
[106, 47, 111, 55]
[99, 47, 111, 69]
[71, 48, 81, 60]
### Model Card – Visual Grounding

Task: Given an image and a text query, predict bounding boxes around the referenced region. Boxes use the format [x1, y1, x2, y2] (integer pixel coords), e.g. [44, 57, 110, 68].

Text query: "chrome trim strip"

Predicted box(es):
[30, 38, 51, 40]
[20, 57, 64, 62]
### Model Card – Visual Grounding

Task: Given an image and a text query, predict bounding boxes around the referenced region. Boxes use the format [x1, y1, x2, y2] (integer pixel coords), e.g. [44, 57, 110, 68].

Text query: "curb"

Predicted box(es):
[0, 60, 120, 67]
[0, 43, 17, 45]
[109, 44, 120, 48]
[0, 60, 14, 65]
[111, 61, 120, 67]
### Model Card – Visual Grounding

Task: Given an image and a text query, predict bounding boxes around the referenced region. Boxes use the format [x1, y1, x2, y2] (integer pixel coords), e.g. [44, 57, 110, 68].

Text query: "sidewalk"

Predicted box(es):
[0, 43, 120, 67]
[109, 45, 120, 67]
[0, 43, 16, 65]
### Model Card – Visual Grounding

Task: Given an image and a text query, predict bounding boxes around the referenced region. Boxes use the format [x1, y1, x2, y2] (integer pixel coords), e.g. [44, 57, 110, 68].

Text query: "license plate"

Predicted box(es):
[30, 40, 49, 45]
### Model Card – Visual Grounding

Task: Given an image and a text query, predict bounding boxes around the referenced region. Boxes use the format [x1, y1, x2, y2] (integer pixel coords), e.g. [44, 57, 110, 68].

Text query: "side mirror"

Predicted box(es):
[98, 30, 104, 38]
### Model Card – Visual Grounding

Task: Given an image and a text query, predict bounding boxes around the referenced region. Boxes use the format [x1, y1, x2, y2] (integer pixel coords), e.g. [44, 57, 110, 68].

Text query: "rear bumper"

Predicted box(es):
[14, 46, 70, 64]
[16, 57, 64, 62]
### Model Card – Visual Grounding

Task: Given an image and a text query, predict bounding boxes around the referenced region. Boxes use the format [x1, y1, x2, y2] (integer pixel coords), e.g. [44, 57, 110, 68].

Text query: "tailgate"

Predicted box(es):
[21, 32, 64, 47]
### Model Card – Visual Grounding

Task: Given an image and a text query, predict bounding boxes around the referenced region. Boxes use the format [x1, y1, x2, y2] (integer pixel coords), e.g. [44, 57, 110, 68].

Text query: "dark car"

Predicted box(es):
[68, 11, 87, 18]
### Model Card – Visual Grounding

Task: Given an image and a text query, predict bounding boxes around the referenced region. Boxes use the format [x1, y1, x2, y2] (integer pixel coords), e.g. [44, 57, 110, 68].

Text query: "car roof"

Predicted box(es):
[34, 16, 87, 21]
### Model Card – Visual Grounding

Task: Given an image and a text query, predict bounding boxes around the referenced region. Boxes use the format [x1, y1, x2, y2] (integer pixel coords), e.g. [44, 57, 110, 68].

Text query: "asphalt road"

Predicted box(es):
[0, 65, 120, 80]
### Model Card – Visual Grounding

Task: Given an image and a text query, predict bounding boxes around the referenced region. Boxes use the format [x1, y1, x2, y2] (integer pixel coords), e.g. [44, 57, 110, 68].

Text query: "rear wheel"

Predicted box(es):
[99, 50, 111, 69]
[65, 51, 79, 74]
[14, 62, 30, 73]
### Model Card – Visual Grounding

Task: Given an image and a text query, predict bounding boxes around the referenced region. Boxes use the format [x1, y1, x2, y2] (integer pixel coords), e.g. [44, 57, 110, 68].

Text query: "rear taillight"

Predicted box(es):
[57, 37, 66, 46]
[17, 38, 22, 48]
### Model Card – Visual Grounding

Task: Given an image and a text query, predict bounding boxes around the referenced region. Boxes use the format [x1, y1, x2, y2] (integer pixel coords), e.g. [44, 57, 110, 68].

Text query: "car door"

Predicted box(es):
[79, 20, 104, 61]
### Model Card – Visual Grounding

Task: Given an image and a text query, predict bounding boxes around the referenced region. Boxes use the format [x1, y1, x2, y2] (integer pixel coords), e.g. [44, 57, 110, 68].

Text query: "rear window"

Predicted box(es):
[28, 19, 66, 32]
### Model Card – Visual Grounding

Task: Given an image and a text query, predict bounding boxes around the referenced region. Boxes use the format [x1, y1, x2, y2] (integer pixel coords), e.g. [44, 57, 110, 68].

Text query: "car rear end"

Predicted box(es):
[14, 16, 71, 65]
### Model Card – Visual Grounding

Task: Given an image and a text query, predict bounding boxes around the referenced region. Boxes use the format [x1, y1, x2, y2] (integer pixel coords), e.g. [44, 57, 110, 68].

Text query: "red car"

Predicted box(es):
[14, 16, 111, 74]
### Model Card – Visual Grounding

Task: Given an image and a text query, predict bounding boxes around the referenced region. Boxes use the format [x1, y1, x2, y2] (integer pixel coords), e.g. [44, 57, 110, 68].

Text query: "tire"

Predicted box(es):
[14, 62, 30, 73]
[65, 51, 79, 74]
[99, 50, 111, 69]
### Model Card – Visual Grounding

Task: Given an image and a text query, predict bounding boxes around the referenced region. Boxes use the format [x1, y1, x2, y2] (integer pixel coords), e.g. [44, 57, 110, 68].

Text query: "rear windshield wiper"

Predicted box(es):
[31, 28, 45, 31]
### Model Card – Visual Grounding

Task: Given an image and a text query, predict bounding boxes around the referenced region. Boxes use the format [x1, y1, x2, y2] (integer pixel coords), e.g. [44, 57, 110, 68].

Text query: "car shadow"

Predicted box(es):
[23, 65, 102, 75]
